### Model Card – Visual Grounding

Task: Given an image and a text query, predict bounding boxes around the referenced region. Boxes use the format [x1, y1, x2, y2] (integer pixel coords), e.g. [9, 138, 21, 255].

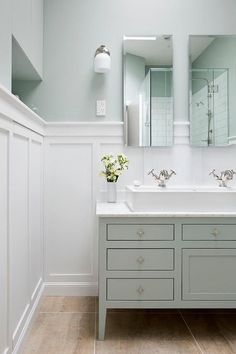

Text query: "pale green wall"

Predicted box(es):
[125, 53, 145, 104]
[0, 0, 12, 90]
[7, 0, 236, 121]
[151, 71, 172, 97]
[12, 0, 44, 78]
[0, 0, 43, 91]
[192, 37, 236, 136]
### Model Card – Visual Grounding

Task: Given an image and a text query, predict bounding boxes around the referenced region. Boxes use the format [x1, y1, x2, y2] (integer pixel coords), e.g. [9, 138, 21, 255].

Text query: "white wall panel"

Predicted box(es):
[29, 140, 43, 301]
[0, 129, 9, 354]
[10, 133, 30, 344]
[0, 88, 44, 353]
[44, 142, 94, 283]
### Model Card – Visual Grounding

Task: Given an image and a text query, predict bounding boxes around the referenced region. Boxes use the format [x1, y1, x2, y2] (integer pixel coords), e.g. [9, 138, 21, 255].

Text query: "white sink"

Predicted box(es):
[125, 185, 236, 213]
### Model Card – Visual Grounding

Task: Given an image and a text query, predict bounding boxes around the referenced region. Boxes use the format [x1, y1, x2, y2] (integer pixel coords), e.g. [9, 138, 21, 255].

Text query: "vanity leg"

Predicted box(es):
[98, 307, 107, 340]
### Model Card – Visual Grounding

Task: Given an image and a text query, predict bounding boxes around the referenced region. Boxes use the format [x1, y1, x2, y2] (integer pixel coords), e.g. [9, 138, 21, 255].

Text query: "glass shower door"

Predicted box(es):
[191, 68, 229, 146]
[139, 71, 151, 146]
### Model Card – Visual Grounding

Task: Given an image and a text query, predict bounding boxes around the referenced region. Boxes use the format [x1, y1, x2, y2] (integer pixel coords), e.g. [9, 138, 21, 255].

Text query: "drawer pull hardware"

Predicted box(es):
[136, 256, 144, 264]
[137, 229, 144, 237]
[137, 286, 144, 294]
[211, 228, 220, 237]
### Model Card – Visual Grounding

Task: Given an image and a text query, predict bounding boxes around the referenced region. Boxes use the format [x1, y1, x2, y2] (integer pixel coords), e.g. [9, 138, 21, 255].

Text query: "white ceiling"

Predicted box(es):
[190, 36, 215, 62]
[124, 36, 218, 66]
[124, 36, 172, 66]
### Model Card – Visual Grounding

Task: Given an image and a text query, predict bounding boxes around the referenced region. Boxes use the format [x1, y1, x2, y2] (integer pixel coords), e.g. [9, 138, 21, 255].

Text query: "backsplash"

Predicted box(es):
[99, 143, 236, 193]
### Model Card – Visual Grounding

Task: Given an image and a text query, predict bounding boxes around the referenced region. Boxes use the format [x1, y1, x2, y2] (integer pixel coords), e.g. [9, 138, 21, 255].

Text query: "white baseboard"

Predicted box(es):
[43, 281, 98, 296]
[228, 136, 236, 144]
[12, 283, 45, 354]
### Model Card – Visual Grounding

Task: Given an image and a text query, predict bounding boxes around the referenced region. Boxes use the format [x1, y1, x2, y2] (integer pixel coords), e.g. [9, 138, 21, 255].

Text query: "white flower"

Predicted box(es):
[100, 153, 129, 182]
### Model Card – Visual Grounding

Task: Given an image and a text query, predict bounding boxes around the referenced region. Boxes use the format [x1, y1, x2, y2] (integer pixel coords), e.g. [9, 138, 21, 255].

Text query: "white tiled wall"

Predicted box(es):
[151, 97, 173, 146]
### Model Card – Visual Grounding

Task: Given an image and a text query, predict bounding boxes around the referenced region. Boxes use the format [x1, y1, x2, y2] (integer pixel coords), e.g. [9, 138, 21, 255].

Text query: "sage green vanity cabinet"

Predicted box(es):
[98, 217, 236, 340]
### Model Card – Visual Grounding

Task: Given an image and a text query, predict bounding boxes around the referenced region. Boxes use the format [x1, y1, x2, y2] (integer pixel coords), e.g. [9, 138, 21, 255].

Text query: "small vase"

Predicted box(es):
[107, 182, 117, 203]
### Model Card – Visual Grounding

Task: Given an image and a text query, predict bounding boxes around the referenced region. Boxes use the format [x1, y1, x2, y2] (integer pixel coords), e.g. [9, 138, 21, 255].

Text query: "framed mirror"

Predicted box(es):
[123, 35, 173, 147]
[189, 35, 236, 146]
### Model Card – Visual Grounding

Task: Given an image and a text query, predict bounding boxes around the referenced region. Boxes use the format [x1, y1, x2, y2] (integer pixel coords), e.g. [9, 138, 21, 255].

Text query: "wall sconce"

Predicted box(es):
[94, 45, 111, 73]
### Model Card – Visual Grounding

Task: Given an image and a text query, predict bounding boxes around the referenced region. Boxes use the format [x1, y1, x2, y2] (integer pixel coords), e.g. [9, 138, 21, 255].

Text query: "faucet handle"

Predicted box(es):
[209, 169, 216, 176]
[210, 168, 236, 187]
[209, 169, 220, 179]
[147, 169, 154, 176]
[222, 169, 236, 180]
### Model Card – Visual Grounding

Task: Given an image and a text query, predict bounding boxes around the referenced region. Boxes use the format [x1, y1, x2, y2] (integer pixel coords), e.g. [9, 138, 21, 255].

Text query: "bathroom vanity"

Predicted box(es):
[97, 201, 236, 340]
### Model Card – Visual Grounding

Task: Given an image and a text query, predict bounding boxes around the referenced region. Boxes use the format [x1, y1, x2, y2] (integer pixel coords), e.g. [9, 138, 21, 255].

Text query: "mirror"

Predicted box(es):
[123, 35, 173, 147]
[189, 35, 236, 146]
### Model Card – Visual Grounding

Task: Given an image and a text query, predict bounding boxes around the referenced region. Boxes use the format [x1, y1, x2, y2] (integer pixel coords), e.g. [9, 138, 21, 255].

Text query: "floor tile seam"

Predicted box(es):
[180, 311, 236, 315]
[38, 311, 96, 314]
[215, 318, 236, 354]
[94, 296, 96, 354]
[94, 311, 97, 354]
[178, 310, 205, 354]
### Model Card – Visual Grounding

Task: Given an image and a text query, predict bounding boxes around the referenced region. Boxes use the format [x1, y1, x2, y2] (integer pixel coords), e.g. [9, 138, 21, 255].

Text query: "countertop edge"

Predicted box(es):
[96, 202, 236, 218]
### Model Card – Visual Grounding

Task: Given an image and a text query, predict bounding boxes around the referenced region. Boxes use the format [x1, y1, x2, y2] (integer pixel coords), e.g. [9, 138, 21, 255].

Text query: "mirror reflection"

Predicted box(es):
[123, 36, 173, 147]
[190, 35, 236, 146]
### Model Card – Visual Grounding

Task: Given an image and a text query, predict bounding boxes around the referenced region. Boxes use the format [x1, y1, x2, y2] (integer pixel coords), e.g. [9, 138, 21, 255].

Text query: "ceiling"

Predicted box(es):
[124, 36, 218, 66]
[190, 36, 215, 62]
[124, 36, 172, 66]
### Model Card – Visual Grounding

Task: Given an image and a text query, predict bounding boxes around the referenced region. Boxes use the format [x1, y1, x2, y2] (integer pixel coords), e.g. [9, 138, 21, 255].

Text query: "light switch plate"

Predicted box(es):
[96, 100, 106, 116]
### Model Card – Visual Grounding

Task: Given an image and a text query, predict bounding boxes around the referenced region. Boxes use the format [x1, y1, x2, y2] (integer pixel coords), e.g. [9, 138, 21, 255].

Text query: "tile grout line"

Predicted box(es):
[178, 310, 205, 354]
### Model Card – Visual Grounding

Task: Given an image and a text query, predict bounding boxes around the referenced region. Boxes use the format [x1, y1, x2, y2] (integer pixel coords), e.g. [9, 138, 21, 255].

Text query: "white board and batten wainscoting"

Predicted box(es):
[0, 86, 44, 354]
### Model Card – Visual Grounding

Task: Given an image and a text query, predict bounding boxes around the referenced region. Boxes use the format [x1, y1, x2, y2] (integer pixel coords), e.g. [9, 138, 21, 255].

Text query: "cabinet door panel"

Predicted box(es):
[182, 249, 236, 300]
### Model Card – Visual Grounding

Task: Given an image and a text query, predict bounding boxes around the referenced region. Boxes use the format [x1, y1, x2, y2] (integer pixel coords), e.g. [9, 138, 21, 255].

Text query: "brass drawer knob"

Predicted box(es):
[137, 286, 144, 294]
[211, 228, 220, 237]
[136, 256, 144, 264]
[137, 229, 144, 237]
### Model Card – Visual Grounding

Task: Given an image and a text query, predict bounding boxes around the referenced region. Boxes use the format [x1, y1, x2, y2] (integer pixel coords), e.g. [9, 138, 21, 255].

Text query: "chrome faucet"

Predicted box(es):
[148, 169, 176, 187]
[209, 169, 236, 187]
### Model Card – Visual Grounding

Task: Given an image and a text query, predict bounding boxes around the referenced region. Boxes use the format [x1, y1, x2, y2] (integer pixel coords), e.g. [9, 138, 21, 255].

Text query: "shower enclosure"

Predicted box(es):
[138, 68, 173, 146]
[190, 68, 229, 146]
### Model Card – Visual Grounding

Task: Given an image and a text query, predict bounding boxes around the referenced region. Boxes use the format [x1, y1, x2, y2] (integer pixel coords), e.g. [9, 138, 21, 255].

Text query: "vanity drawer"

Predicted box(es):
[107, 278, 174, 301]
[107, 224, 174, 241]
[107, 248, 174, 271]
[182, 224, 236, 241]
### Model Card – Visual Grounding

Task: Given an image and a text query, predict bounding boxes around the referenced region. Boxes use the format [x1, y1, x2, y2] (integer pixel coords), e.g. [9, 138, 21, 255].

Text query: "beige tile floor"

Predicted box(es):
[21, 296, 236, 354]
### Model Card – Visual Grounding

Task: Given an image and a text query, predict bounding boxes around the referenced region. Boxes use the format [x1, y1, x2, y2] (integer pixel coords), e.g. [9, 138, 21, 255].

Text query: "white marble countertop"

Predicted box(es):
[96, 202, 236, 217]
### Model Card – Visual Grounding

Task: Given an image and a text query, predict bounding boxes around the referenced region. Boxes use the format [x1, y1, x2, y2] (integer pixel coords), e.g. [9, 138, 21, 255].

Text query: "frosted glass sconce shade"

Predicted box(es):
[94, 45, 111, 73]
